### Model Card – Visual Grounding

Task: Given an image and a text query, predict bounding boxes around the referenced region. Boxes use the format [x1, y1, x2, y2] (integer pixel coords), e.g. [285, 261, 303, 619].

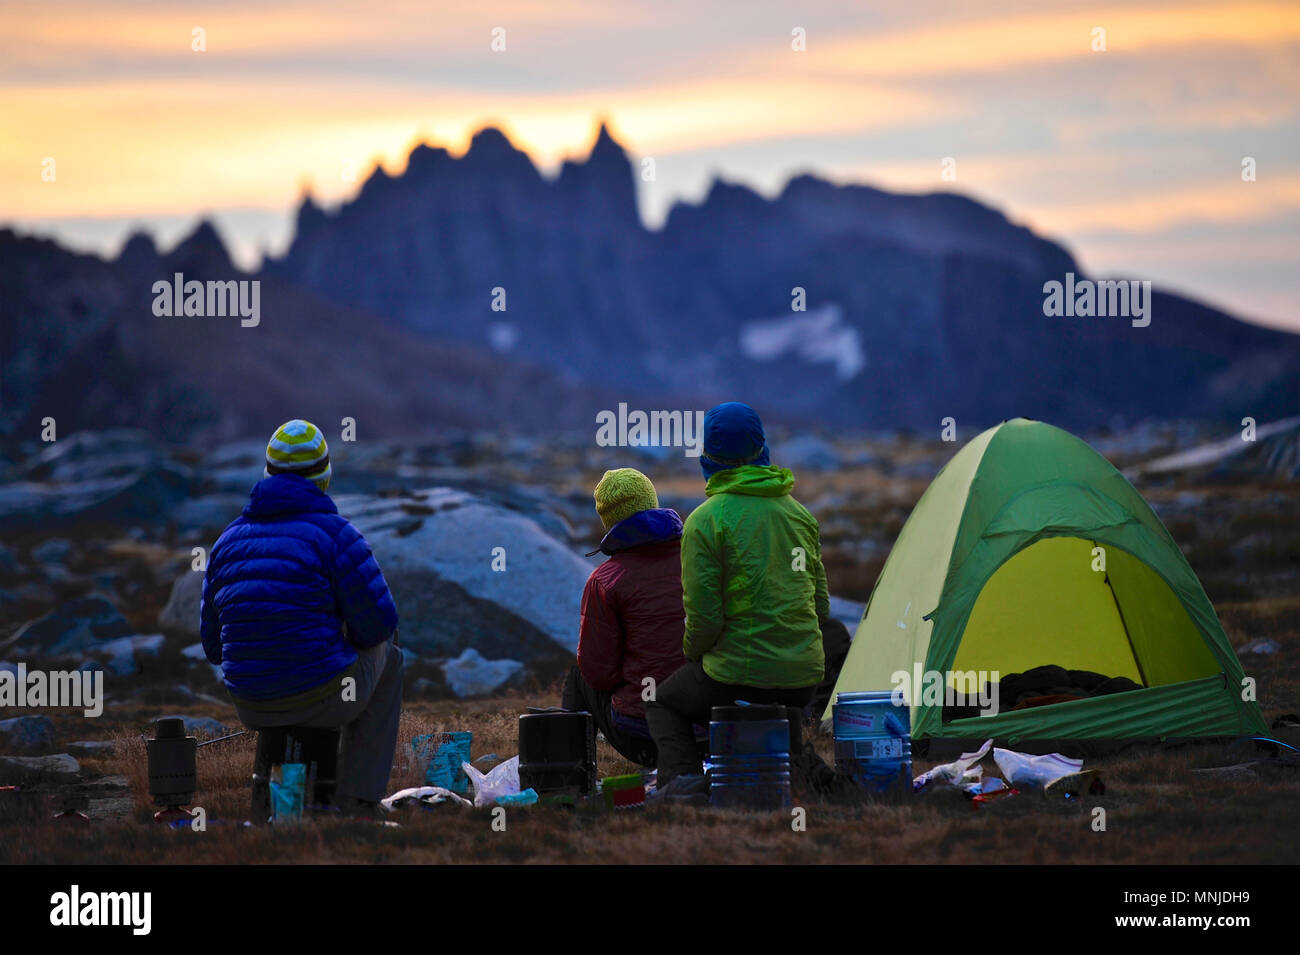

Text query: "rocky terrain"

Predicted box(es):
[0, 420, 1295, 843]
[0, 425, 891, 704]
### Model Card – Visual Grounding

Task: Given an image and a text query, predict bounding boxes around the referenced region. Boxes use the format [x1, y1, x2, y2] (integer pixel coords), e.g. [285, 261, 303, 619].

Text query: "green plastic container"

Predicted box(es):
[601, 773, 645, 809]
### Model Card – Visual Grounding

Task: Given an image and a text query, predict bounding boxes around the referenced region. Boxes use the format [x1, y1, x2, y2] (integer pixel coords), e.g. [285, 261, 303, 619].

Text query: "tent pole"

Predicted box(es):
[1098, 540, 1149, 687]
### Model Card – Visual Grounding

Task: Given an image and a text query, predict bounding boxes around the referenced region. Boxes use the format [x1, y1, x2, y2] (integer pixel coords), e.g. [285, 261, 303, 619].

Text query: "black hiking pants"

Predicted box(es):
[645, 660, 812, 784]
[561, 664, 658, 769]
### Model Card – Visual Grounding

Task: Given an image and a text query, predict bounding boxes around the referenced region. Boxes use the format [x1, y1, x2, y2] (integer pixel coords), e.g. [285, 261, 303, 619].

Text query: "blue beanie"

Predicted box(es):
[700, 402, 770, 478]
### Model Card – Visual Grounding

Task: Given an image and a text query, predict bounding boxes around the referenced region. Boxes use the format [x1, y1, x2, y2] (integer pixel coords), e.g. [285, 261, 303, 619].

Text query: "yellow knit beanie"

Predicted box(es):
[265, 419, 331, 492]
[593, 468, 658, 531]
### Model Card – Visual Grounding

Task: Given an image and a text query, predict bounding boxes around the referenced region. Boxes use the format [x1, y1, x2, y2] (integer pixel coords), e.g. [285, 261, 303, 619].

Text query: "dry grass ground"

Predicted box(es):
[2, 681, 1297, 865]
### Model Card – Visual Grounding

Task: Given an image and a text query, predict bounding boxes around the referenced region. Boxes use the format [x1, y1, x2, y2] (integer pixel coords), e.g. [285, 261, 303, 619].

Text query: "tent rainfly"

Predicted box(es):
[825, 418, 1267, 744]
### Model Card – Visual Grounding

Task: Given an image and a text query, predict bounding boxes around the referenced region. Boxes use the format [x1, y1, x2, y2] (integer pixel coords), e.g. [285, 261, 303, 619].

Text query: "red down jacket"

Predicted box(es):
[577, 508, 687, 721]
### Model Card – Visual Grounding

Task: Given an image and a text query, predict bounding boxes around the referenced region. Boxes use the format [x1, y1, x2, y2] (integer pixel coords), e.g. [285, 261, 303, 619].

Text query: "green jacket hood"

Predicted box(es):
[704, 464, 794, 498]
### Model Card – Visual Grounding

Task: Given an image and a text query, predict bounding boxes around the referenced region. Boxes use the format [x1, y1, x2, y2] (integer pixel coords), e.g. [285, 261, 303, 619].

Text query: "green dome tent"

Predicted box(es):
[825, 418, 1266, 744]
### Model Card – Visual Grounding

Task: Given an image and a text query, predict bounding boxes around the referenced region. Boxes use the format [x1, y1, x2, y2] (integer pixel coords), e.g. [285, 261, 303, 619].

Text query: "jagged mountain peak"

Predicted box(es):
[115, 230, 160, 267]
[406, 141, 452, 177]
[403, 125, 537, 188]
[254, 121, 1296, 432]
[464, 125, 537, 172]
[164, 219, 234, 275]
[661, 177, 780, 234]
[467, 125, 515, 153]
[781, 172, 881, 202]
[553, 121, 640, 227]
[294, 189, 329, 235]
[775, 170, 1074, 273]
[358, 162, 397, 199]
[590, 120, 624, 159]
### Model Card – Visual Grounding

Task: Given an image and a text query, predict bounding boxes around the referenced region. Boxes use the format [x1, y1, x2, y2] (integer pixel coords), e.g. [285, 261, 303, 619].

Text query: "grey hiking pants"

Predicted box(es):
[234, 640, 404, 803]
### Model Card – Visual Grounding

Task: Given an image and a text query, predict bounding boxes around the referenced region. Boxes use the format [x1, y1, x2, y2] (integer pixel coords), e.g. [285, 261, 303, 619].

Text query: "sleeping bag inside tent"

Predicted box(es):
[825, 418, 1266, 745]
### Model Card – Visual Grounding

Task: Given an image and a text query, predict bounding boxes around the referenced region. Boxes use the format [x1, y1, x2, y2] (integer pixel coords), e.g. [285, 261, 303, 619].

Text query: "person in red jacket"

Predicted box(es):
[561, 468, 687, 767]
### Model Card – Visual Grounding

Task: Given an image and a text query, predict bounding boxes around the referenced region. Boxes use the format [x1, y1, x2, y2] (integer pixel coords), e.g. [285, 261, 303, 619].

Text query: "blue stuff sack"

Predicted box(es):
[495, 788, 538, 806]
[271, 763, 306, 821]
[413, 732, 473, 794]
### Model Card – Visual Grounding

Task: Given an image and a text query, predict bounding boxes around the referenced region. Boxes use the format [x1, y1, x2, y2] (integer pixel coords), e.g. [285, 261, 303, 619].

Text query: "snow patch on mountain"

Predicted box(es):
[739, 304, 864, 380]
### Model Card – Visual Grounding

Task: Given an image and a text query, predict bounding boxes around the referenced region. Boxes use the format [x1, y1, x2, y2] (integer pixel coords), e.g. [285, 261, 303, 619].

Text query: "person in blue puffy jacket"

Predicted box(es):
[200, 419, 401, 814]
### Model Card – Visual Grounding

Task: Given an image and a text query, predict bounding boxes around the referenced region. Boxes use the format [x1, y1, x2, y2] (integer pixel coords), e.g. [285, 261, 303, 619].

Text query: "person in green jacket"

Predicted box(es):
[646, 401, 828, 799]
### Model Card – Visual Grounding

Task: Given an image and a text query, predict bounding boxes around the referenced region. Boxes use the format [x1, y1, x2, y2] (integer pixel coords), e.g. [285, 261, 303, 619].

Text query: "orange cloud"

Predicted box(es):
[808, 2, 1300, 77]
[0, 0, 609, 61]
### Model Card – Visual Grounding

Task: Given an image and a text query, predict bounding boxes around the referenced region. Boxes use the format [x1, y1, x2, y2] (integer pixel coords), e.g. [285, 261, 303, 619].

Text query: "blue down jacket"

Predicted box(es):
[200, 474, 398, 702]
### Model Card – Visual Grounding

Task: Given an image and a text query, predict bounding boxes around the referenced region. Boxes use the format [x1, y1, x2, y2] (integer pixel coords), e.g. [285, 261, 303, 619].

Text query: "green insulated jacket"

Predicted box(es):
[682, 465, 828, 688]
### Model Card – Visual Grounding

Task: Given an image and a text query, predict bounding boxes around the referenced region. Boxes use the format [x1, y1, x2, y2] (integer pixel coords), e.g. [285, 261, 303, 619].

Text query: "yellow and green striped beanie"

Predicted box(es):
[593, 468, 658, 531]
[265, 419, 331, 491]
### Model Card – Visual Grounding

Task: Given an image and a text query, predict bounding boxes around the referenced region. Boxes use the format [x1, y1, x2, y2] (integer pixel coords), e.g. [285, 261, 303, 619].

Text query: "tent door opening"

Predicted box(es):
[948, 536, 1220, 699]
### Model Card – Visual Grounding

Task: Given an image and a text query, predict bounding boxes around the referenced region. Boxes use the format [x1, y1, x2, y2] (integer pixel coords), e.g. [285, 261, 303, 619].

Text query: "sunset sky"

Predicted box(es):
[3, 0, 1297, 329]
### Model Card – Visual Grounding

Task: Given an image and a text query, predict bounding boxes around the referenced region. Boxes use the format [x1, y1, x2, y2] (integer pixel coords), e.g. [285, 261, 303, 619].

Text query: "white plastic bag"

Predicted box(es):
[381, 786, 472, 811]
[913, 738, 992, 791]
[462, 755, 520, 807]
[961, 776, 1008, 796]
[992, 748, 1082, 789]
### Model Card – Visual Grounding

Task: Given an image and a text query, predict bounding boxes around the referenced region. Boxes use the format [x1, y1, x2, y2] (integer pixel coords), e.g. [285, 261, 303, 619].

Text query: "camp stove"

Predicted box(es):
[146, 717, 197, 824]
